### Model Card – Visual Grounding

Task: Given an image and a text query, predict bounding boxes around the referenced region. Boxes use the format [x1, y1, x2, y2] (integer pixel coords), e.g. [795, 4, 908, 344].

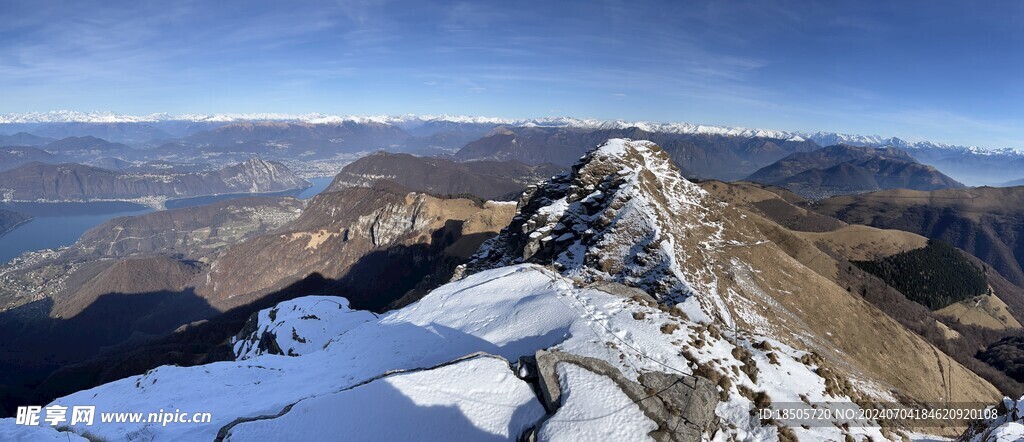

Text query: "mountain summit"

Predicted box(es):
[469, 138, 729, 302]
[747, 144, 965, 198]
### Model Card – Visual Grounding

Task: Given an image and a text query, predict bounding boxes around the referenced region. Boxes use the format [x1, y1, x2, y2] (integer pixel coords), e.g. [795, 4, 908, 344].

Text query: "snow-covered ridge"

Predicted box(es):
[4, 111, 1020, 155]
[0, 262, 885, 441]
[469, 138, 729, 304]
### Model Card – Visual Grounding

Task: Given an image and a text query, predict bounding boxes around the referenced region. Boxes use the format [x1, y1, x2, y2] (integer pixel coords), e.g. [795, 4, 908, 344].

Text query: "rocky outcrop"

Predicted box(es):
[525, 349, 718, 442]
[232, 296, 377, 359]
[198, 185, 515, 311]
[469, 138, 730, 302]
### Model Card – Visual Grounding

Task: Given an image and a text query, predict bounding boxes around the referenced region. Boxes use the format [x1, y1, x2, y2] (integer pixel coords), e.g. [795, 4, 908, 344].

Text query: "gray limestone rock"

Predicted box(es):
[534, 349, 717, 442]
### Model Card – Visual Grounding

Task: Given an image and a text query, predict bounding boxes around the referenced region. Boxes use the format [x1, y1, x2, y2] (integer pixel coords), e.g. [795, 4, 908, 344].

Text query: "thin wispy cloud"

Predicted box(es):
[0, 0, 1020, 148]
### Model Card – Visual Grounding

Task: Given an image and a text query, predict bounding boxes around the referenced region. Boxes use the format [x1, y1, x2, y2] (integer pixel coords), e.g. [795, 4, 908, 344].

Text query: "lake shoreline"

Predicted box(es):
[0, 217, 33, 239]
[0, 203, 154, 264]
[0, 181, 317, 211]
[0, 177, 333, 264]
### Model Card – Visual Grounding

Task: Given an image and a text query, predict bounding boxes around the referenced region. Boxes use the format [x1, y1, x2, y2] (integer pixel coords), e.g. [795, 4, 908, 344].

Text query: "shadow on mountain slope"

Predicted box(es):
[326, 224, 496, 312]
[225, 377, 514, 441]
[0, 225, 494, 416]
[0, 288, 219, 416]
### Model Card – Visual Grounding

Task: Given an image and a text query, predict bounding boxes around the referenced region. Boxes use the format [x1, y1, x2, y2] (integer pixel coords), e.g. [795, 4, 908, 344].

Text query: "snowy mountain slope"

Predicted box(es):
[223, 354, 545, 441]
[232, 296, 377, 359]
[28, 266, 587, 440]
[0, 422, 87, 441]
[9, 264, 880, 441]
[469, 139, 1000, 433]
[959, 396, 1024, 441]
[537, 363, 658, 441]
[0, 138, 1000, 441]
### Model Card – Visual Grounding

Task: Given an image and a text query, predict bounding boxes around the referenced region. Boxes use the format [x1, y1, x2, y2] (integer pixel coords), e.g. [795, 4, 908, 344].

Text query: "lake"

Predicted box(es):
[0, 201, 153, 263]
[0, 177, 335, 264]
[165, 176, 334, 209]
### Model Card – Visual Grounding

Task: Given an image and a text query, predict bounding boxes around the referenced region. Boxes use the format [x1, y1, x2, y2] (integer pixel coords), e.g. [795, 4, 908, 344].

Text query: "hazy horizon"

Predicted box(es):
[0, 109, 1019, 151]
[2, 0, 1022, 149]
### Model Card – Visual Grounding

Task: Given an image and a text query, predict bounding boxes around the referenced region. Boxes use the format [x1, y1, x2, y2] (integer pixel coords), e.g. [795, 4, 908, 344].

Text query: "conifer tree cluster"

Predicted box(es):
[854, 240, 988, 310]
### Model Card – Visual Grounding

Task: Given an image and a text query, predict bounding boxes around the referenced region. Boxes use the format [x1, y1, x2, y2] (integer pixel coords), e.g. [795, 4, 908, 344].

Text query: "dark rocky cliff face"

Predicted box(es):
[0, 158, 308, 201]
[197, 185, 515, 311]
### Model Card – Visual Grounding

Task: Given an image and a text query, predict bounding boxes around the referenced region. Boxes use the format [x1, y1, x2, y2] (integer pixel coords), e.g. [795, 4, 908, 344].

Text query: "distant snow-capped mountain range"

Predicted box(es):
[2, 110, 1020, 156]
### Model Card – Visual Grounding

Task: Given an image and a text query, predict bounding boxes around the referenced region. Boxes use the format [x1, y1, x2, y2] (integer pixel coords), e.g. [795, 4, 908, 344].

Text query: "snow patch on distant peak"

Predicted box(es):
[0, 110, 162, 124]
[4, 111, 1021, 154]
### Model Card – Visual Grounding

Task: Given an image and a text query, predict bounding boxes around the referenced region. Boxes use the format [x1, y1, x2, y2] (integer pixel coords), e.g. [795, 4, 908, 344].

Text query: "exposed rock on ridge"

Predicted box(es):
[198, 185, 515, 311]
[470, 139, 729, 302]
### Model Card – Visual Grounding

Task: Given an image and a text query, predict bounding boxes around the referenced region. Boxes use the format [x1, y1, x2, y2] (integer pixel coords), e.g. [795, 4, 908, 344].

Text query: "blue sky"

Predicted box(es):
[1, 0, 1022, 147]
